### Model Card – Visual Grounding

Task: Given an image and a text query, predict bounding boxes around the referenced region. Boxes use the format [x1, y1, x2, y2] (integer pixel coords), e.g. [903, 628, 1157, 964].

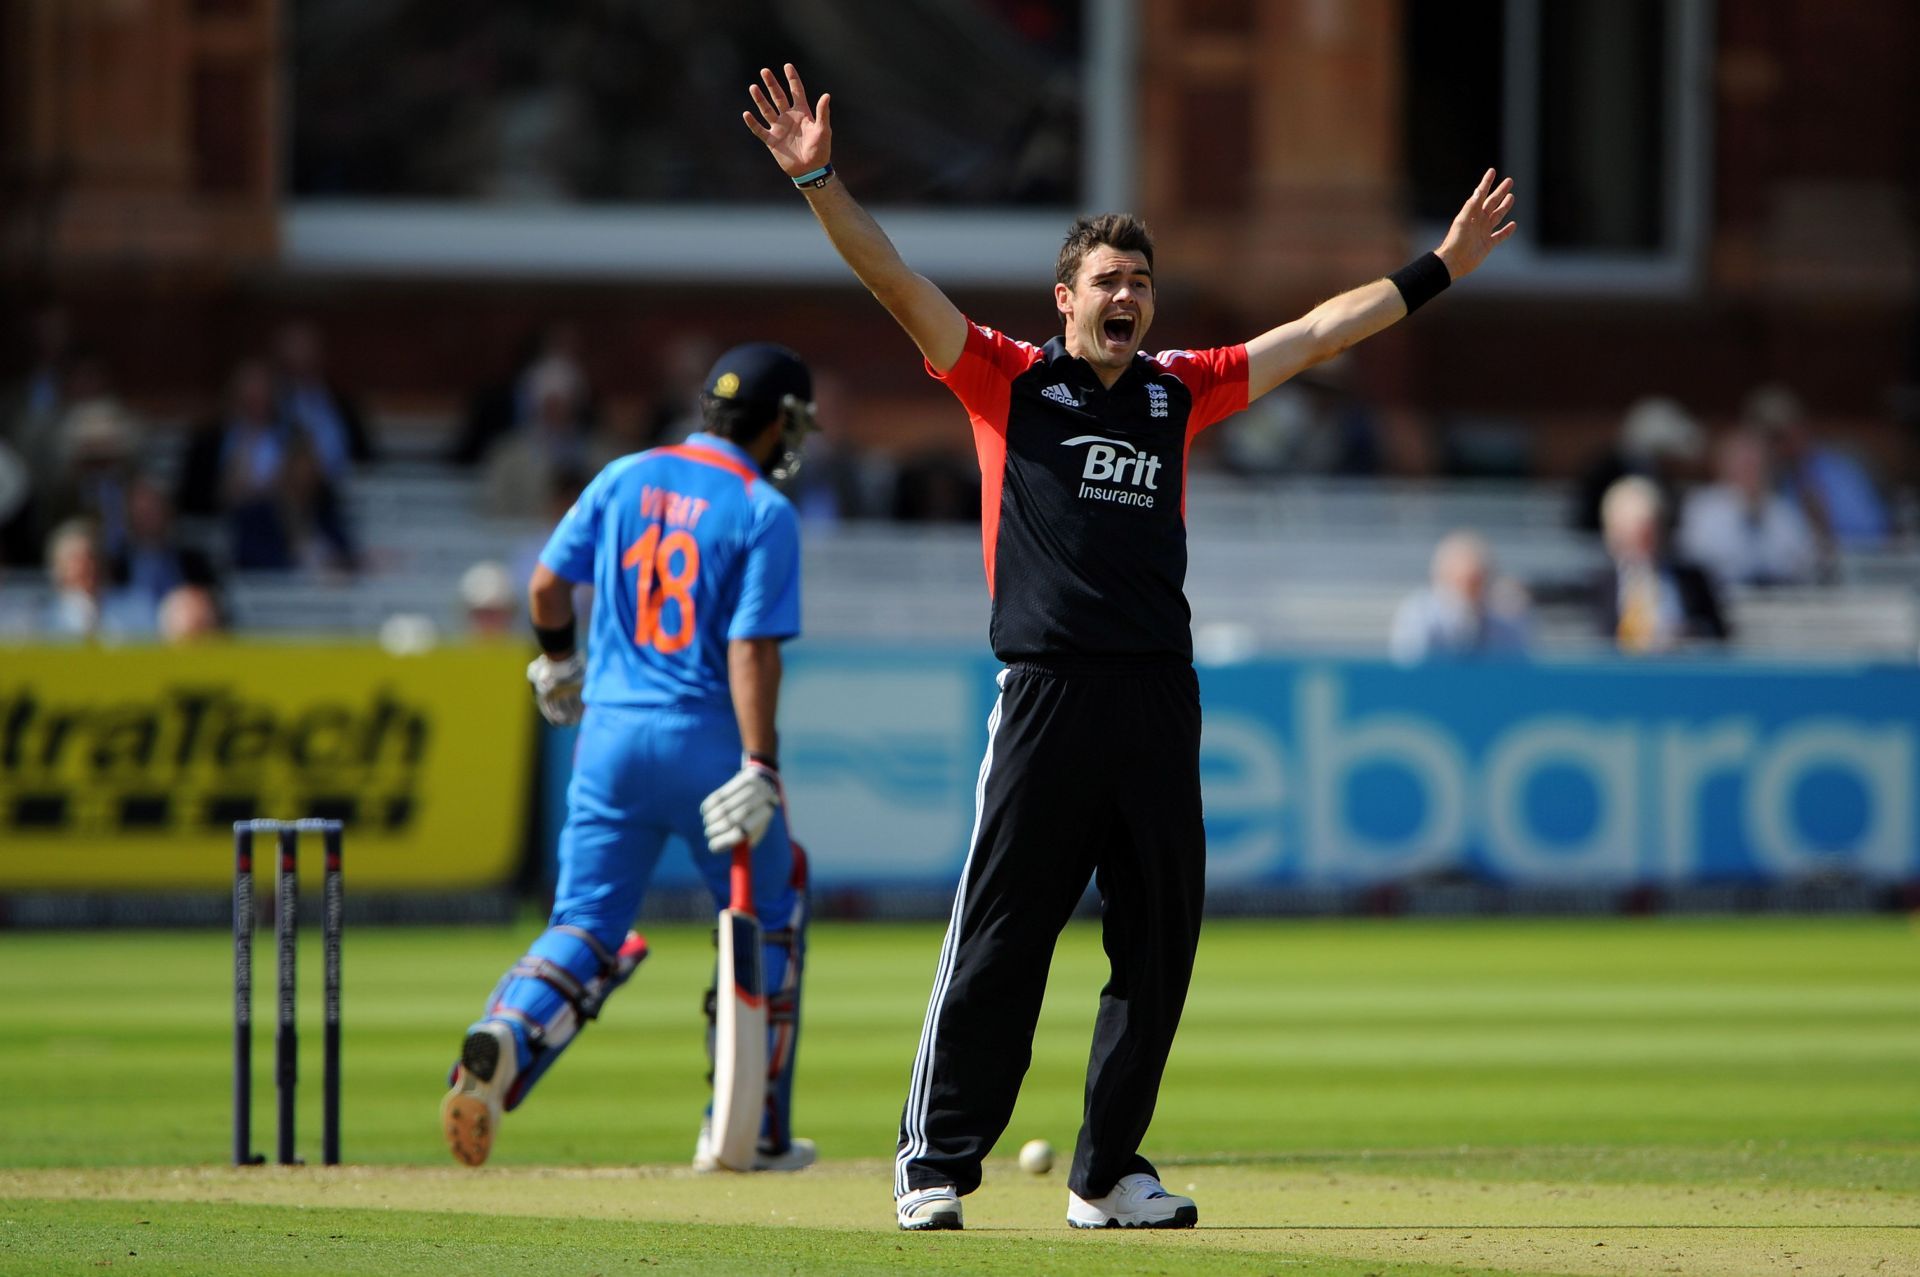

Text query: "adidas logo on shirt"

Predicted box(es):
[1041, 383, 1078, 407]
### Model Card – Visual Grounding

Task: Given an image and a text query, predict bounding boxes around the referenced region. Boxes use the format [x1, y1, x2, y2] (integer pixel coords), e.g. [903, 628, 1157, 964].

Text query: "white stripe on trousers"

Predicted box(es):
[895, 678, 1006, 1197]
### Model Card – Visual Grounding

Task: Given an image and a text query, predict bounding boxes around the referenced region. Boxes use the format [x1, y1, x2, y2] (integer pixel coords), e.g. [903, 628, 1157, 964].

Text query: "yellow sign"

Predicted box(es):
[0, 644, 535, 891]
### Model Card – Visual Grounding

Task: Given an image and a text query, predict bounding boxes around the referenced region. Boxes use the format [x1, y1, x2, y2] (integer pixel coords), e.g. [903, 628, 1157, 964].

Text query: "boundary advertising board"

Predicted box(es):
[603, 650, 1920, 891]
[1, 645, 534, 892]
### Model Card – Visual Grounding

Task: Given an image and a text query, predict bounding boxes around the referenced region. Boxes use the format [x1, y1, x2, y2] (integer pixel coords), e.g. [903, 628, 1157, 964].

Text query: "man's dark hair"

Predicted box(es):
[700, 395, 777, 444]
[1055, 213, 1155, 287]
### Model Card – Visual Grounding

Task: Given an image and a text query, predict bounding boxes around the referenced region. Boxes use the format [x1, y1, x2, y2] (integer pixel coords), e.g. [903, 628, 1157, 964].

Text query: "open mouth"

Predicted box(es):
[1101, 313, 1137, 346]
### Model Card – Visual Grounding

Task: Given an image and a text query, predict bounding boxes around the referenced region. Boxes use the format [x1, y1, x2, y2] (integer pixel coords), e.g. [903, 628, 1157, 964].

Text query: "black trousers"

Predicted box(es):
[895, 661, 1206, 1200]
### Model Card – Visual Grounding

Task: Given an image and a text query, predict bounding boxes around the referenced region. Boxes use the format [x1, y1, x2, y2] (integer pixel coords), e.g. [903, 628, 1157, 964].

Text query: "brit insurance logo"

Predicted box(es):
[1061, 435, 1163, 510]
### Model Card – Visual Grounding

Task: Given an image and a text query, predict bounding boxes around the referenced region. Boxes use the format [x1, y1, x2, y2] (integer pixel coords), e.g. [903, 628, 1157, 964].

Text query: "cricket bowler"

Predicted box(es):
[744, 62, 1515, 1229]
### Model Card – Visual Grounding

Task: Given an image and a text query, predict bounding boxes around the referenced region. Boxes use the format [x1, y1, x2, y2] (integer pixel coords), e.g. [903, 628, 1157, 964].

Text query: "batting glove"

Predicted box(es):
[526, 651, 587, 726]
[699, 756, 782, 853]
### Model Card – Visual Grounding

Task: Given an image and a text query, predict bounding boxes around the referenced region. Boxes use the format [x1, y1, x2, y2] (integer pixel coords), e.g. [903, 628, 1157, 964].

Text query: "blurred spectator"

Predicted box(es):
[46, 396, 141, 558]
[1594, 476, 1728, 652]
[0, 438, 30, 566]
[2, 305, 72, 563]
[3, 306, 72, 469]
[460, 560, 517, 638]
[785, 431, 870, 523]
[483, 356, 599, 516]
[4, 303, 71, 429]
[178, 360, 319, 571]
[1390, 530, 1531, 663]
[1744, 384, 1891, 550]
[1677, 430, 1820, 587]
[379, 612, 440, 656]
[509, 463, 589, 610]
[1218, 357, 1381, 476]
[41, 519, 153, 640]
[781, 370, 872, 522]
[644, 333, 719, 447]
[23, 349, 115, 486]
[275, 320, 372, 567]
[453, 322, 598, 466]
[1571, 397, 1704, 533]
[0, 441, 27, 563]
[0, 559, 33, 636]
[157, 584, 223, 645]
[109, 476, 219, 611]
[274, 321, 374, 469]
[1216, 384, 1306, 475]
[5, 351, 139, 561]
[891, 451, 980, 522]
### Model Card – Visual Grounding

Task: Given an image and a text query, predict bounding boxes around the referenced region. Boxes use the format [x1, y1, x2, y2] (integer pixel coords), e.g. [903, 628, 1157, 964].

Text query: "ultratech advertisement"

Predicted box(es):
[0, 645, 534, 891]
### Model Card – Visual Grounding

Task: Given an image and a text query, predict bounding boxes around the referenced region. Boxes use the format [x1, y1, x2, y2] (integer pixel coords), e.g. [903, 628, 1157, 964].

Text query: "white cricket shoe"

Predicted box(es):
[1066, 1172, 1198, 1229]
[692, 1119, 818, 1173]
[440, 1021, 518, 1167]
[896, 1185, 963, 1231]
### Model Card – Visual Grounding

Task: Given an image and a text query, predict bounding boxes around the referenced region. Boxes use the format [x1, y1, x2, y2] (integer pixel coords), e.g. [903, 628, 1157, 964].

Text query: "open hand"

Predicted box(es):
[1435, 169, 1517, 280]
[742, 63, 831, 179]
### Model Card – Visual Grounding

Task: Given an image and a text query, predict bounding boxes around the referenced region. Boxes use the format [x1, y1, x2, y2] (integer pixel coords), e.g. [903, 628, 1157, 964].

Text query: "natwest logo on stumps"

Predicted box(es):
[1062, 435, 1162, 509]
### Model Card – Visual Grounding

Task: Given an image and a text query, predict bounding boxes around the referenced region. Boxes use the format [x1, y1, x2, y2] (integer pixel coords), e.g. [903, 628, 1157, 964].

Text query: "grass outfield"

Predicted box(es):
[2, 915, 1917, 1274]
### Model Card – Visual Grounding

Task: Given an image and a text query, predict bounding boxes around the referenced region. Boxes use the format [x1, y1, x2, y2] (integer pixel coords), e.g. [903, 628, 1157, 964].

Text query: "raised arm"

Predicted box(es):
[1243, 169, 1516, 404]
[744, 64, 967, 372]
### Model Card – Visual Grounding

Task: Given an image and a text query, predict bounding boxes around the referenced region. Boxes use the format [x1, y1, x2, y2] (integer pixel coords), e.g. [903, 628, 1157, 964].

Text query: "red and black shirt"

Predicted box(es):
[928, 321, 1248, 665]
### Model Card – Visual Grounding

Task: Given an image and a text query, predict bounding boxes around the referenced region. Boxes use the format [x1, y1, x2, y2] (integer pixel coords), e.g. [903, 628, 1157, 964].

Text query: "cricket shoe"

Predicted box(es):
[441, 1020, 518, 1167]
[1066, 1172, 1198, 1229]
[896, 1185, 963, 1231]
[692, 1119, 818, 1173]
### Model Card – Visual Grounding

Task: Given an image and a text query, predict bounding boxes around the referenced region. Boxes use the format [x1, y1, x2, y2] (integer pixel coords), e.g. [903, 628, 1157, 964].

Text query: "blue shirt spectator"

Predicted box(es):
[1390, 530, 1531, 663]
[1745, 385, 1890, 549]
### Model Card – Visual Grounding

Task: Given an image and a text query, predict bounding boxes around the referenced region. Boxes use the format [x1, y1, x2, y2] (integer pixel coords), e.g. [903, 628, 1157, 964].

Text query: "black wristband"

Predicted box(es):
[746, 751, 779, 772]
[533, 618, 576, 657]
[1388, 251, 1452, 314]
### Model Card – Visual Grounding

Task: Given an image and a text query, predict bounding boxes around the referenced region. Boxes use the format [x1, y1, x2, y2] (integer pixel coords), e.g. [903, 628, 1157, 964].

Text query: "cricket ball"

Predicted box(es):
[1018, 1138, 1054, 1175]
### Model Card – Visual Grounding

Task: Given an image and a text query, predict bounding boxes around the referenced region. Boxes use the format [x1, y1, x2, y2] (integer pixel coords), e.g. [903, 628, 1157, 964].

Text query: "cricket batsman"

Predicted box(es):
[441, 343, 820, 1172]
[744, 62, 1515, 1229]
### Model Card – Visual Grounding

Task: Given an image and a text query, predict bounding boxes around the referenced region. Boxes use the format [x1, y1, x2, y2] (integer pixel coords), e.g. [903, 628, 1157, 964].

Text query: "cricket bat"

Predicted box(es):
[709, 841, 766, 1171]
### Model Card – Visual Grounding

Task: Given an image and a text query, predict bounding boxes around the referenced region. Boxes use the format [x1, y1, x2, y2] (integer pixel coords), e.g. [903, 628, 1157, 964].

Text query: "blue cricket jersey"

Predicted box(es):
[539, 433, 801, 710]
